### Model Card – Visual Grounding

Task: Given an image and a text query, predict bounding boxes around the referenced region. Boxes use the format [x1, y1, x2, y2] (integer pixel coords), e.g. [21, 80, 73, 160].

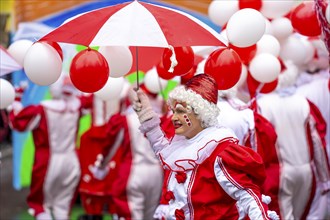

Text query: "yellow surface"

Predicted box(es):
[9, 0, 211, 29]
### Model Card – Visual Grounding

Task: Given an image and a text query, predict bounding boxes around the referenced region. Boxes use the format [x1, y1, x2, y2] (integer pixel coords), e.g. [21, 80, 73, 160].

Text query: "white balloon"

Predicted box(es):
[264, 19, 274, 35]
[271, 17, 293, 41]
[226, 9, 266, 47]
[277, 60, 299, 89]
[0, 78, 15, 109]
[260, 0, 295, 19]
[280, 35, 306, 65]
[249, 53, 281, 83]
[144, 67, 168, 94]
[24, 42, 62, 86]
[7, 39, 33, 66]
[309, 38, 328, 58]
[208, 0, 239, 26]
[326, 4, 330, 24]
[94, 77, 125, 101]
[98, 46, 133, 78]
[256, 34, 281, 57]
[301, 38, 315, 64]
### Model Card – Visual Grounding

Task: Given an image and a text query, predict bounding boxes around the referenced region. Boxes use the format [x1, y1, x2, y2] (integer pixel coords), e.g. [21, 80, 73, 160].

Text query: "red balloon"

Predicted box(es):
[229, 43, 257, 65]
[247, 72, 278, 97]
[180, 67, 195, 84]
[204, 47, 242, 90]
[180, 55, 204, 84]
[238, 0, 262, 11]
[291, 2, 321, 37]
[70, 48, 109, 93]
[162, 46, 195, 76]
[156, 60, 175, 80]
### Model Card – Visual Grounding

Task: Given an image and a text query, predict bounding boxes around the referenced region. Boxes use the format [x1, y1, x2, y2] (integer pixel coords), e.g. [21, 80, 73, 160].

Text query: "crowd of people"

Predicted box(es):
[7, 47, 329, 219]
[5, 0, 330, 219]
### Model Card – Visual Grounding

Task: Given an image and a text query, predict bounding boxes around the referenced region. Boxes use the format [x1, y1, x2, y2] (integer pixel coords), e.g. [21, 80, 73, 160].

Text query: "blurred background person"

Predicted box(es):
[256, 61, 330, 220]
[87, 79, 167, 220]
[8, 75, 89, 220]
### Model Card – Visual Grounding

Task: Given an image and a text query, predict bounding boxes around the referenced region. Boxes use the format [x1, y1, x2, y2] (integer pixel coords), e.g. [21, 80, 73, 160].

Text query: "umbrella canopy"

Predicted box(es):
[39, 0, 226, 48]
[0, 46, 22, 76]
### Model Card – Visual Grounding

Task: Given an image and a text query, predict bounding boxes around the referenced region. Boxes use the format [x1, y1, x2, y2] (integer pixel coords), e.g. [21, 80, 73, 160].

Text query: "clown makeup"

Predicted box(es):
[183, 114, 192, 127]
[170, 102, 204, 139]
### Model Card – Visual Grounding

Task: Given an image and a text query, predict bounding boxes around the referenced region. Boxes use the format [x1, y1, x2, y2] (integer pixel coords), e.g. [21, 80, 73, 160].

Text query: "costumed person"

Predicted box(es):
[217, 87, 280, 216]
[77, 93, 122, 220]
[256, 60, 330, 220]
[131, 73, 279, 220]
[88, 82, 166, 220]
[295, 39, 330, 220]
[8, 75, 90, 220]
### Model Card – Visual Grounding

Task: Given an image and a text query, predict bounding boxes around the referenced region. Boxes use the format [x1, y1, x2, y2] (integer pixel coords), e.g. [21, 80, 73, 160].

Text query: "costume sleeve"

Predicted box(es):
[307, 100, 330, 190]
[99, 114, 127, 165]
[139, 116, 170, 156]
[251, 112, 278, 166]
[214, 144, 270, 220]
[9, 103, 42, 131]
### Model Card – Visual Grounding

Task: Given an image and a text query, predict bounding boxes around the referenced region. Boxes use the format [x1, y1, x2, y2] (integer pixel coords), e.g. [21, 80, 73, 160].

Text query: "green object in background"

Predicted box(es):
[161, 79, 179, 100]
[76, 45, 99, 52]
[125, 71, 145, 85]
[20, 133, 34, 187]
[76, 114, 91, 148]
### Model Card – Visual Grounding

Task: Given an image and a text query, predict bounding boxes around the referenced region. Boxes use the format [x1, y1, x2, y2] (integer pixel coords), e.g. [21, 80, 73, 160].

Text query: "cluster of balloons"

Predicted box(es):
[1, 0, 328, 110]
[1, 39, 136, 109]
[205, 0, 328, 96]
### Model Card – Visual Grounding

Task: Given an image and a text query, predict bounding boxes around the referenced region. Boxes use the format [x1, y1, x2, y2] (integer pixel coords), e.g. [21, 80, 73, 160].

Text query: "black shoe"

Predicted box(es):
[77, 214, 103, 220]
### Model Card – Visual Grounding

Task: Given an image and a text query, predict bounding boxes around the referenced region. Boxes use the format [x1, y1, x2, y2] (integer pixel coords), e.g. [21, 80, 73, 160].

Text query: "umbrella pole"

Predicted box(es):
[135, 46, 139, 91]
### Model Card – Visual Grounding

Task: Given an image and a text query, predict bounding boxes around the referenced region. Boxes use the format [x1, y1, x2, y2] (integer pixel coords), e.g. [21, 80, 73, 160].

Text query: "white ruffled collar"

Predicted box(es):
[160, 126, 238, 171]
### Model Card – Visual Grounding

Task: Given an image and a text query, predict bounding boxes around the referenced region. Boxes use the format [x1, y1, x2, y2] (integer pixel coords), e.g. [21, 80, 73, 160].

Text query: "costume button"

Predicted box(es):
[164, 190, 175, 202]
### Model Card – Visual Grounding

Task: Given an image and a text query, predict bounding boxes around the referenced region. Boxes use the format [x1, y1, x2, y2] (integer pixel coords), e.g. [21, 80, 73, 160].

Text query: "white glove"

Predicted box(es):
[267, 210, 280, 220]
[153, 204, 169, 220]
[132, 90, 156, 123]
[88, 164, 110, 180]
[261, 194, 271, 204]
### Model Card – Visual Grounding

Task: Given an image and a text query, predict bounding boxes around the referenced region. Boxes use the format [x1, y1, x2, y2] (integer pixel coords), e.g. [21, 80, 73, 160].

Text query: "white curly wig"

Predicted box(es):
[168, 85, 220, 128]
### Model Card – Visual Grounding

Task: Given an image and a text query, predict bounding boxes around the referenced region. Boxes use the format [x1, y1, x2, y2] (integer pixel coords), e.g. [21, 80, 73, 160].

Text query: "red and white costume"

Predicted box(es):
[296, 76, 330, 219]
[116, 105, 164, 220]
[9, 95, 88, 220]
[217, 97, 280, 215]
[87, 89, 165, 220]
[217, 97, 255, 146]
[78, 95, 120, 216]
[257, 92, 330, 220]
[140, 117, 270, 219]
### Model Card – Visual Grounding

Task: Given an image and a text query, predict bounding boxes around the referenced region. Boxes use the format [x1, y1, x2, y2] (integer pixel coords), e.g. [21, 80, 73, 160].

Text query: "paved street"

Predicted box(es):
[0, 143, 30, 220]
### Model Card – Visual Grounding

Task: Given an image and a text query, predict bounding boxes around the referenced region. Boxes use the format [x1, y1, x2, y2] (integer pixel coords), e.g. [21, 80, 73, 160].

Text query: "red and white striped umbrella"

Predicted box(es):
[39, 0, 226, 48]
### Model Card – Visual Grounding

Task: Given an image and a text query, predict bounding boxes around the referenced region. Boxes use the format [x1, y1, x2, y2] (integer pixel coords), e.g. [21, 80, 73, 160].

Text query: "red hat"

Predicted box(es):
[185, 73, 218, 105]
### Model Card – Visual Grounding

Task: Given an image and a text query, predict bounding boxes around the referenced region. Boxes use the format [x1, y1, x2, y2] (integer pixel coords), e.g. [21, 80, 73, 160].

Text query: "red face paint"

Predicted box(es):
[183, 114, 192, 127]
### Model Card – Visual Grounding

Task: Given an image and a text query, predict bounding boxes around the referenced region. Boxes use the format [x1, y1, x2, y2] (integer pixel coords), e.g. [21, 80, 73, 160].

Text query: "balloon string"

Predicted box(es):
[135, 46, 139, 91]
